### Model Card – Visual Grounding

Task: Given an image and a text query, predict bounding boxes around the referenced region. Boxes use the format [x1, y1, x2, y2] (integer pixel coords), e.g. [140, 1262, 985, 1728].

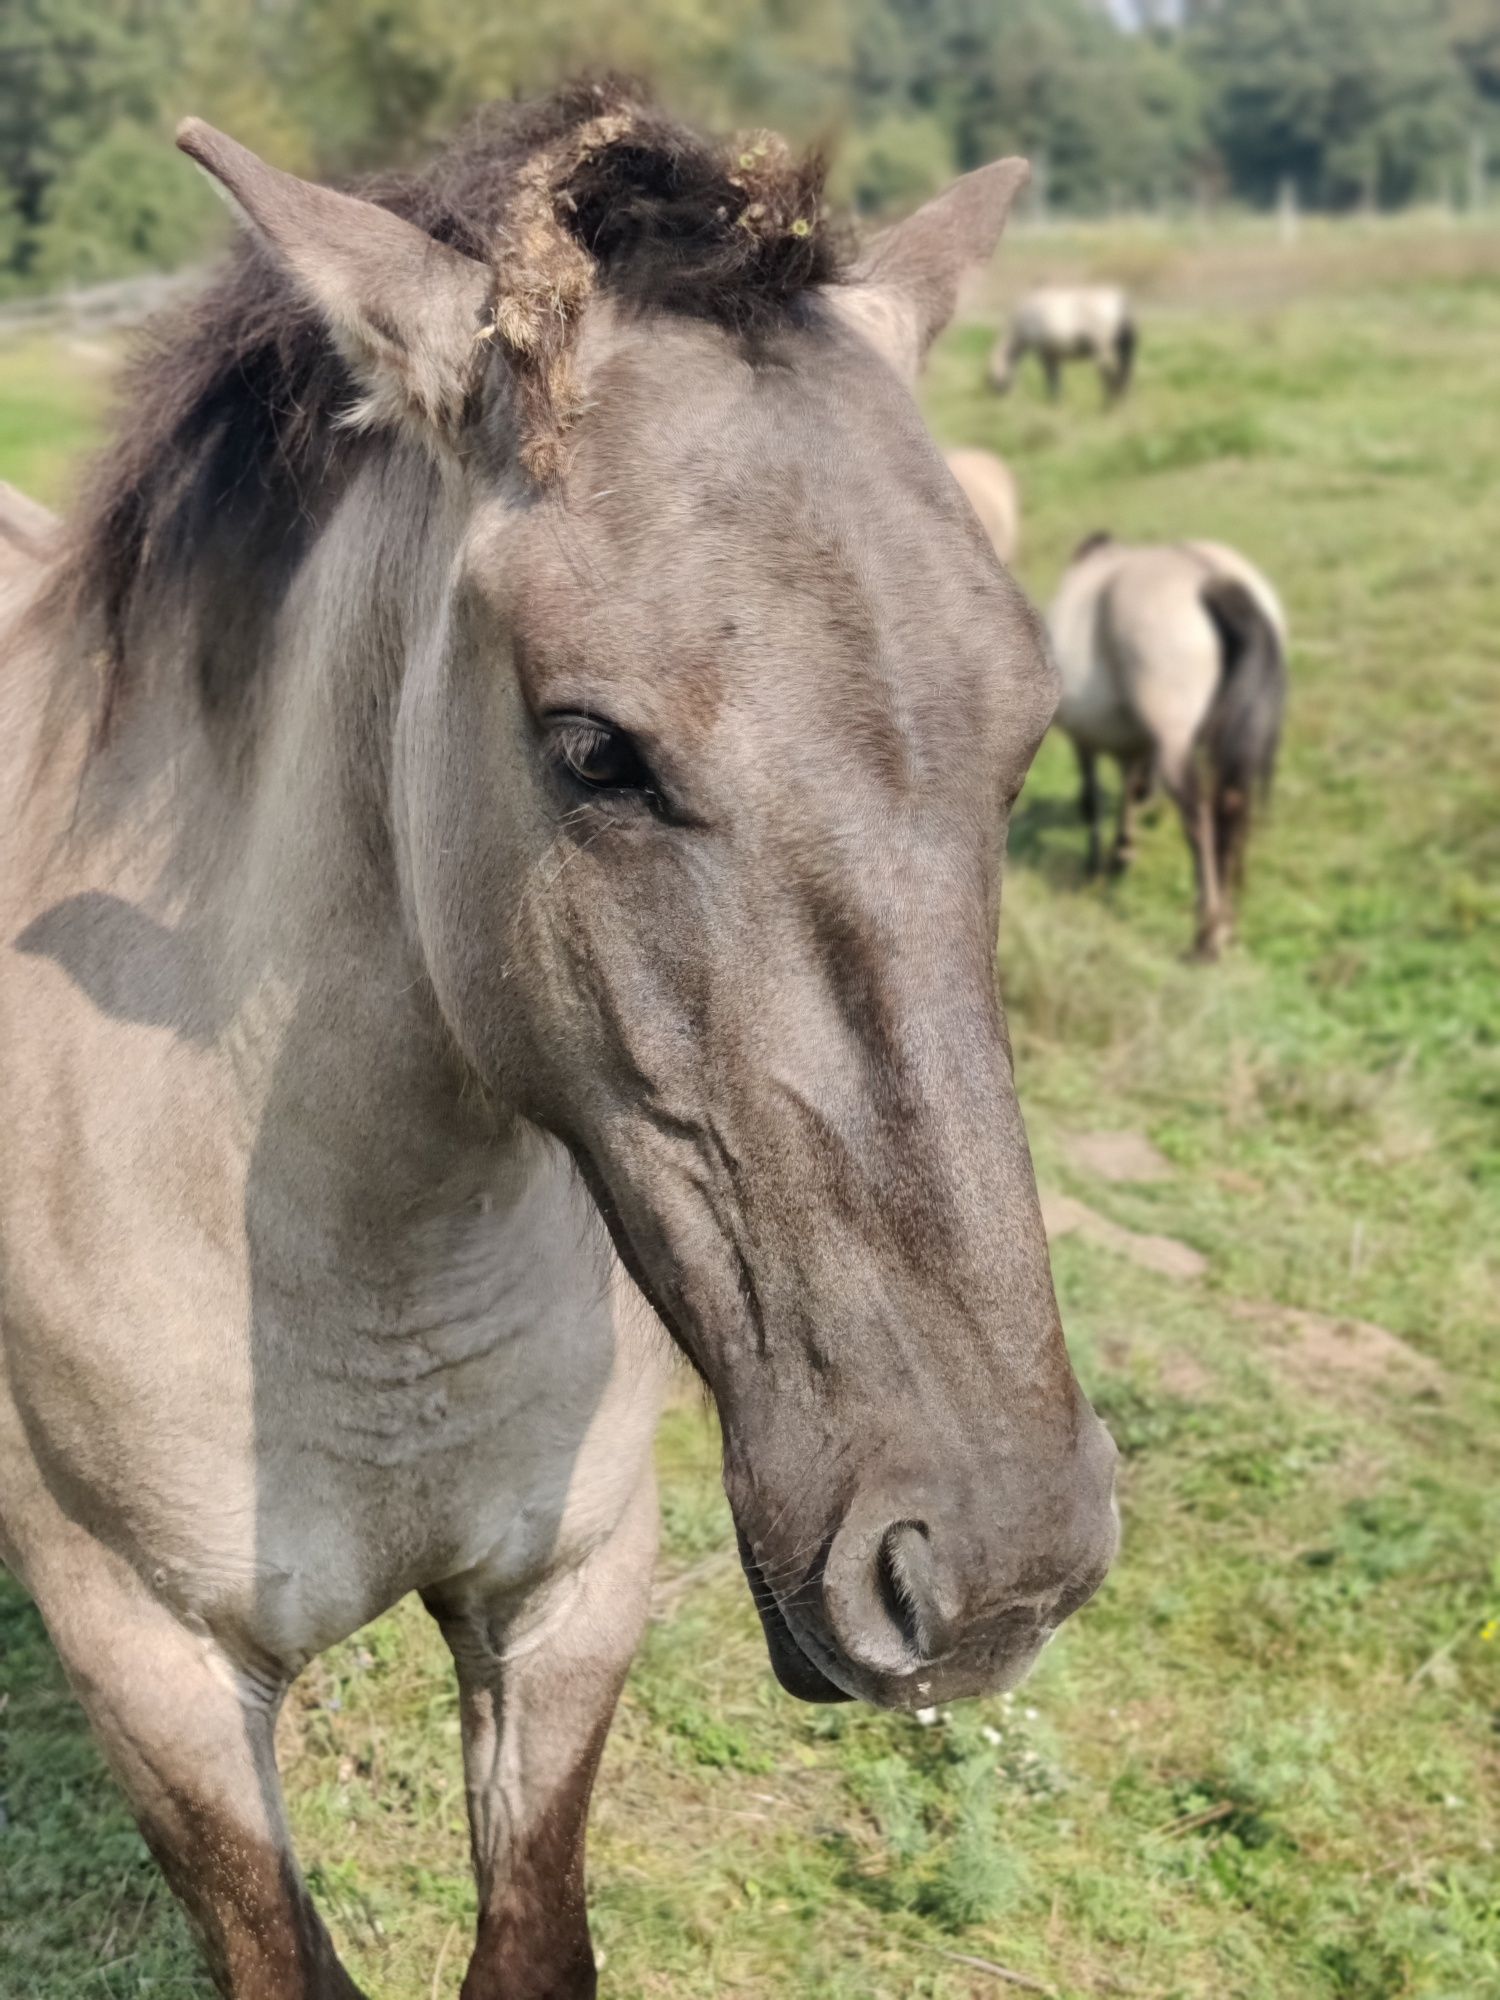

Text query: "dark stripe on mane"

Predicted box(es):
[54, 77, 845, 740]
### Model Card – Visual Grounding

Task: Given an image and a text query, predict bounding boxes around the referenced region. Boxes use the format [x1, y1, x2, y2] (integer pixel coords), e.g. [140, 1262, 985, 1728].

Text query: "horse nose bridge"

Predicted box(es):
[746, 943, 1038, 1230]
[772, 820, 999, 1039]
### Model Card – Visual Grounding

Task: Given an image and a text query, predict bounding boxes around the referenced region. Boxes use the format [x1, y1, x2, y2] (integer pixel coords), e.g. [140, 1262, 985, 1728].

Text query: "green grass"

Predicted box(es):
[0, 335, 114, 508]
[3, 221, 1499, 1999]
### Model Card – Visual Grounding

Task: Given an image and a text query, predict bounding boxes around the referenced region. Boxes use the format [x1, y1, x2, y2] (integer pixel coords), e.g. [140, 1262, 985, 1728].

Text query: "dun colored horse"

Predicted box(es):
[1048, 535, 1288, 959]
[0, 84, 1117, 1999]
[945, 446, 1022, 566]
[989, 285, 1138, 403]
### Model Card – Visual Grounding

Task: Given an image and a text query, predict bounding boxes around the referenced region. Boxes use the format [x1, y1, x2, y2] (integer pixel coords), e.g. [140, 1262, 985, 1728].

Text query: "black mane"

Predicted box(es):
[59, 78, 846, 735]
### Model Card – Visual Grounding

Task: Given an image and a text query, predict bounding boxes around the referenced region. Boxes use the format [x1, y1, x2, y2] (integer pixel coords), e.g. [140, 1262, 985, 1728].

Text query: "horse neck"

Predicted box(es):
[121, 445, 519, 1227]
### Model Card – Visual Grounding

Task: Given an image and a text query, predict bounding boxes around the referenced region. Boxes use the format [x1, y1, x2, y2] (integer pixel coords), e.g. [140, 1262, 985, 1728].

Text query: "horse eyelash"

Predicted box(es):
[547, 714, 662, 808]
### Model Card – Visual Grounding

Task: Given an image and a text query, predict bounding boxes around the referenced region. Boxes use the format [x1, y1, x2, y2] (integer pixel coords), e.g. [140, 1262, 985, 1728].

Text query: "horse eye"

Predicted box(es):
[550, 715, 656, 798]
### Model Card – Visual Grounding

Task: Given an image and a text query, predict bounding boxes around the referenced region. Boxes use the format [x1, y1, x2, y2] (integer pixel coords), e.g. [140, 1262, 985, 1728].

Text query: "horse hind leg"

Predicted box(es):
[1213, 782, 1253, 936]
[19, 1527, 362, 1999]
[423, 1472, 658, 2000]
[1161, 749, 1229, 960]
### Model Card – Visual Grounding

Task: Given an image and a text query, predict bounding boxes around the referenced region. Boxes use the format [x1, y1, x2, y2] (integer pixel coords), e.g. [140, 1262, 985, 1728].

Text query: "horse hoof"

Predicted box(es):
[1189, 927, 1230, 964]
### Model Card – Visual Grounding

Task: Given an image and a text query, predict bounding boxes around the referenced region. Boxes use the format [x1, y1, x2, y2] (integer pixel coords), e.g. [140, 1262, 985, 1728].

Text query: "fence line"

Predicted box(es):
[0, 269, 207, 343]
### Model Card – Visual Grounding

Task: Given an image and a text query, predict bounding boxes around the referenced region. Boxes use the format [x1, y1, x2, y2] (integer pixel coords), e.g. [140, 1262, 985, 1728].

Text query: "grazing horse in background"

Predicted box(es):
[989, 285, 1138, 404]
[0, 479, 58, 561]
[0, 82, 1118, 2000]
[1048, 535, 1287, 960]
[945, 446, 1022, 566]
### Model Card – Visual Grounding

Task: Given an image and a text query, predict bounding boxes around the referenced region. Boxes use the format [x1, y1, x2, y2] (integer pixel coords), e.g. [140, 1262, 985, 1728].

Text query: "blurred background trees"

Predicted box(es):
[1193, 0, 1476, 210]
[2, 0, 1497, 293]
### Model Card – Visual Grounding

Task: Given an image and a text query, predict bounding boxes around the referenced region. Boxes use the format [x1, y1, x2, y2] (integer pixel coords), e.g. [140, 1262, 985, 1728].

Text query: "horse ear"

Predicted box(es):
[176, 118, 493, 439]
[833, 158, 1030, 383]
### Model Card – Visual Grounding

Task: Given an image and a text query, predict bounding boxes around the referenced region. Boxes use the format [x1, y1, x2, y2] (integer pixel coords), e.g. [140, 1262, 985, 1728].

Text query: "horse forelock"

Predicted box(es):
[53, 75, 848, 744]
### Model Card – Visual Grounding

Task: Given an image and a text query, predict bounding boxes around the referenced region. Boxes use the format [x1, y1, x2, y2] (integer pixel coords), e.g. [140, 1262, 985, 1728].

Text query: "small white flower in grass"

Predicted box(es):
[1025, 1706, 1040, 1720]
[914, 1706, 939, 1726]
[981, 1725, 1003, 1746]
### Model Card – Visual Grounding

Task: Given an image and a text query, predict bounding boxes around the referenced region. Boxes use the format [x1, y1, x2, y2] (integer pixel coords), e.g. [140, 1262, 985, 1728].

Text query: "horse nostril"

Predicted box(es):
[822, 1507, 970, 1677]
[875, 1520, 956, 1664]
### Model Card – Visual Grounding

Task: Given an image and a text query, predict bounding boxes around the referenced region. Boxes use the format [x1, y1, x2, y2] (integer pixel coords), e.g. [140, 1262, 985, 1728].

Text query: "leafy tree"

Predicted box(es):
[4, 0, 1494, 292]
[1191, 0, 1472, 208]
[842, 111, 956, 211]
[844, 0, 1207, 211]
[0, 0, 172, 282]
[1446, 0, 1500, 106]
[34, 121, 221, 286]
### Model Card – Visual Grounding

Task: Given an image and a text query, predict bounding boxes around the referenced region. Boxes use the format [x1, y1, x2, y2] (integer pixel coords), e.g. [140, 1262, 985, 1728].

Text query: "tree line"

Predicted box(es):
[3, 0, 1497, 293]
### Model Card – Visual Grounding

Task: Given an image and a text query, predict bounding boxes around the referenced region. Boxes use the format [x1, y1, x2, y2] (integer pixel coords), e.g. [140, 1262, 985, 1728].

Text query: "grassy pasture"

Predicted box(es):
[2, 215, 1498, 1999]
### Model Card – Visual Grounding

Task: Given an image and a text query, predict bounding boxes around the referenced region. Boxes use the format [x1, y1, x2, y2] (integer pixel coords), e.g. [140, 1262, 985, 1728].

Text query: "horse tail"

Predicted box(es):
[1198, 578, 1286, 857]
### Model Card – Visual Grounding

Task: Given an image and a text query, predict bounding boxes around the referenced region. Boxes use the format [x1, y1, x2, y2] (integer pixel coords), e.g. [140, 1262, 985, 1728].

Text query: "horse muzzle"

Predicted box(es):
[733, 1419, 1120, 1710]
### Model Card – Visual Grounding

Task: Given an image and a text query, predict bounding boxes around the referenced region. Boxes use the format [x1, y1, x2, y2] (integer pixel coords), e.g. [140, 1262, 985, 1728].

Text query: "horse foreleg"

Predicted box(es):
[1076, 743, 1103, 877]
[1042, 351, 1063, 402]
[988, 333, 1022, 394]
[1111, 754, 1149, 873]
[20, 1527, 360, 1999]
[425, 1472, 658, 2000]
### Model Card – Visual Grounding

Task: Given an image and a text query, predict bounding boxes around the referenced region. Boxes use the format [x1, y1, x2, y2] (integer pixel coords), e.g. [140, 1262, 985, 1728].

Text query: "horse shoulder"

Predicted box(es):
[1047, 549, 1133, 737]
[1012, 293, 1049, 342]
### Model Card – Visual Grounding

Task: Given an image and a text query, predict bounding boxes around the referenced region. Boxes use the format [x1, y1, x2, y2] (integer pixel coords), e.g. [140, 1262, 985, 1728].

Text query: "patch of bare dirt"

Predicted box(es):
[1229, 1299, 1444, 1404]
[1040, 1191, 1209, 1282]
[1064, 1130, 1174, 1185]
[1157, 1349, 1215, 1399]
[1091, 1333, 1214, 1398]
